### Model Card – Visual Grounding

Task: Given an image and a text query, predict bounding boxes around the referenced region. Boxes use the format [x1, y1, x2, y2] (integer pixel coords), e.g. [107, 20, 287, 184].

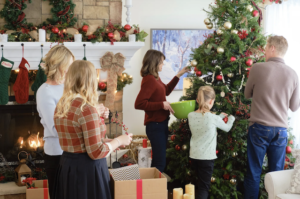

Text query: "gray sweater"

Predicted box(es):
[245, 57, 300, 128]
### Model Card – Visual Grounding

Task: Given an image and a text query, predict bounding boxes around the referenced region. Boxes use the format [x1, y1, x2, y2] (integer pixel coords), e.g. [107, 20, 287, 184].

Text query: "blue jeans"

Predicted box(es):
[244, 123, 287, 199]
[146, 118, 169, 172]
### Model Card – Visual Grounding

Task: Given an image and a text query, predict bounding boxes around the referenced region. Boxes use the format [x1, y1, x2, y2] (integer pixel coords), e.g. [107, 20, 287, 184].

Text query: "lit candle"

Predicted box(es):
[125, 0, 132, 6]
[39, 29, 46, 42]
[74, 33, 82, 42]
[173, 188, 183, 199]
[20, 140, 23, 149]
[183, 194, 193, 199]
[185, 184, 195, 199]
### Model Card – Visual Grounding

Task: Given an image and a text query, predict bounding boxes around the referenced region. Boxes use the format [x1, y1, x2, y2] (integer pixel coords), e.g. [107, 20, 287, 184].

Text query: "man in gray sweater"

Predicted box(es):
[244, 35, 300, 199]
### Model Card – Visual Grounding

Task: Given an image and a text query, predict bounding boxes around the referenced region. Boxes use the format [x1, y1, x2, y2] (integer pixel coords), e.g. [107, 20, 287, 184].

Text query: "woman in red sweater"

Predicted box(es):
[135, 49, 189, 172]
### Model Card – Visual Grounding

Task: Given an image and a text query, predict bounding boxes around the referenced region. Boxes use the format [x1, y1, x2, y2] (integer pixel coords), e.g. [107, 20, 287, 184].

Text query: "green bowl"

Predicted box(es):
[170, 100, 196, 119]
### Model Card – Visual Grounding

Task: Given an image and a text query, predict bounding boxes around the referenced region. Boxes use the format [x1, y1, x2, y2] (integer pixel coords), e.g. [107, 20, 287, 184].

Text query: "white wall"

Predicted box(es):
[122, 0, 214, 135]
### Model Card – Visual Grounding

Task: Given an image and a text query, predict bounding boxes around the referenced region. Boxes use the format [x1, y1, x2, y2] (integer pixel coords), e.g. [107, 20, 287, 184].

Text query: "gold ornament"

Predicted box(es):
[191, 60, 198, 66]
[220, 91, 225, 97]
[206, 24, 213, 29]
[182, 145, 187, 151]
[230, 178, 237, 185]
[217, 47, 224, 54]
[224, 22, 232, 30]
[204, 18, 211, 25]
[232, 152, 238, 157]
[211, 177, 216, 183]
[246, 5, 253, 12]
[217, 29, 224, 35]
[227, 73, 234, 78]
[231, 29, 238, 34]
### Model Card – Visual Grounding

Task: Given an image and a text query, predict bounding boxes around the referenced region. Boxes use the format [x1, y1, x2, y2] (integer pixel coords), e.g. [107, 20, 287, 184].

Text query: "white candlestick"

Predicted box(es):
[74, 34, 82, 42]
[129, 34, 136, 42]
[39, 29, 46, 42]
[125, 0, 132, 6]
[1, 34, 8, 42]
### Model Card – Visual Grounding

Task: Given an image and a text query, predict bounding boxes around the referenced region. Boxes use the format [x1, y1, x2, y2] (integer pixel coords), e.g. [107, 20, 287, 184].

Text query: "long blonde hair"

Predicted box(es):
[43, 45, 75, 84]
[55, 60, 99, 118]
[197, 86, 216, 114]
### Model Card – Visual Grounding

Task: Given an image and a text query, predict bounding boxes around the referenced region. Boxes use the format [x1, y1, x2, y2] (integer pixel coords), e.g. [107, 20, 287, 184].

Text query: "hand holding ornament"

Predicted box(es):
[176, 66, 190, 78]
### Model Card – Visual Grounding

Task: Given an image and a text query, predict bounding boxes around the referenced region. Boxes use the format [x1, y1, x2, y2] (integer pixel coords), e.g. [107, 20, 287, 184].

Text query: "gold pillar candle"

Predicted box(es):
[185, 184, 195, 199]
[183, 194, 193, 199]
[173, 188, 183, 199]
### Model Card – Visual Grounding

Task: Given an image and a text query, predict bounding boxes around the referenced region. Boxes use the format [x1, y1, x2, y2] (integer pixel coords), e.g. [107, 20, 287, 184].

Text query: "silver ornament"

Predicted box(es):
[191, 60, 198, 66]
[231, 29, 238, 34]
[224, 22, 232, 30]
[220, 91, 225, 97]
[206, 24, 213, 29]
[204, 18, 211, 25]
[227, 73, 234, 78]
[217, 47, 224, 54]
[246, 5, 253, 12]
[217, 29, 224, 35]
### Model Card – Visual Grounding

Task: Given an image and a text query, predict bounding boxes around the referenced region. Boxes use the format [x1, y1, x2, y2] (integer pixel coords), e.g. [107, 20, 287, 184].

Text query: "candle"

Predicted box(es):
[173, 188, 183, 199]
[125, 0, 132, 6]
[183, 194, 193, 199]
[185, 184, 195, 199]
[74, 33, 82, 42]
[129, 34, 136, 42]
[1, 34, 8, 42]
[39, 29, 46, 42]
[143, 139, 147, 148]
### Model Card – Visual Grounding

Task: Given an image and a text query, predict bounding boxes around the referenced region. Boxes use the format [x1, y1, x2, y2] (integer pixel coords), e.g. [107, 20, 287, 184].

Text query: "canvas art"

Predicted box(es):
[151, 29, 214, 90]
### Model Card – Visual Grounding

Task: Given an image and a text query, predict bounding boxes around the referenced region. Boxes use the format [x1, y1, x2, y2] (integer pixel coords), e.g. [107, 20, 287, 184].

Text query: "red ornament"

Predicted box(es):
[194, 67, 198, 72]
[223, 174, 230, 180]
[252, 10, 259, 17]
[216, 150, 219, 154]
[289, 140, 293, 145]
[230, 57, 236, 62]
[246, 59, 253, 66]
[108, 32, 114, 39]
[124, 24, 131, 31]
[196, 71, 202, 77]
[286, 146, 292, 154]
[246, 67, 252, 78]
[175, 145, 181, 151]
[236, 111, 242, 115]
[216, 75, 223, 81]
[238, 30, 248, 40]
[98, 82, 106, 90]
[123, 154, 128, 159]
[52, 27, 59, 34]
[171, 135, 176, 141]
[223, 117, 228, 123]
[82, 25, 89, 33]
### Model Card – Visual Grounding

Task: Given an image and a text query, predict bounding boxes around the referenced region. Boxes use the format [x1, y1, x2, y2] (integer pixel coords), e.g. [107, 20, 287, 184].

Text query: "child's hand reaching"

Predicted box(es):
[221, 112, 228, 117]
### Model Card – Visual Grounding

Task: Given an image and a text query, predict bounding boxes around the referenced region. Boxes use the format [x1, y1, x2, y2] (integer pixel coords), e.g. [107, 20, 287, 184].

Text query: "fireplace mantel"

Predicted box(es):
[0, 42, 144, 79]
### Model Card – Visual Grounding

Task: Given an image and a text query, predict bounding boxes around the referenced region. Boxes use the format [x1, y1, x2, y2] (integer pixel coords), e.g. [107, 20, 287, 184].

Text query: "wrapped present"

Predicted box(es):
[26, 180, 49, 199]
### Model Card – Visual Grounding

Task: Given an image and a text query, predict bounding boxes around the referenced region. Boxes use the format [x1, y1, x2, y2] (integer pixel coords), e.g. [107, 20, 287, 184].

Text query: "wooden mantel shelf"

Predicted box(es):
[0, 42, 144, 79]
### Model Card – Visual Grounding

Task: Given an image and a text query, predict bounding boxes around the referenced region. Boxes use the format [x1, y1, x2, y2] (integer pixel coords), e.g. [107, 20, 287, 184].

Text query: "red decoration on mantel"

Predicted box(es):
[124, 24, 131, 31]
[51, 27, 59, 34]
[82, 25, 89, 33]
[57, 5, 70, 17]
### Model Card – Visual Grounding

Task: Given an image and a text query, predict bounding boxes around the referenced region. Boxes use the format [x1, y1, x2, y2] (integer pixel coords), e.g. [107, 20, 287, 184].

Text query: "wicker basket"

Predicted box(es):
[124, 135, 151, 162]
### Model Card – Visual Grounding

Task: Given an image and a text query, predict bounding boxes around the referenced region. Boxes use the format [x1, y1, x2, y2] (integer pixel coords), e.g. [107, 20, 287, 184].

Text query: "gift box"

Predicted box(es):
[26, 180, 49, 199]
[109, 168, 167, 199]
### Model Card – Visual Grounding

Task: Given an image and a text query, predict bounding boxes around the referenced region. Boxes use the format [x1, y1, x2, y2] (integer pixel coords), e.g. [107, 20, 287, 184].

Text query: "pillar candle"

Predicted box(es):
[39, 29, 46, 42]
[183, 194, 193, 199]
[1, 34, 8, 42]
[185, 184, 195, 199]
[173, 188, 183, 199]
[74, 33, 82, 42]
[125, 0, 132, 6]
[129, 34, 136, 42]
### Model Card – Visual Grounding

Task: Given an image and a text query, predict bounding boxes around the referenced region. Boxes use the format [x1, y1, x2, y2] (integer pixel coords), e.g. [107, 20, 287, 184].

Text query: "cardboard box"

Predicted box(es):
[110, 168, 167, 199]
[26, 180, 49, 199]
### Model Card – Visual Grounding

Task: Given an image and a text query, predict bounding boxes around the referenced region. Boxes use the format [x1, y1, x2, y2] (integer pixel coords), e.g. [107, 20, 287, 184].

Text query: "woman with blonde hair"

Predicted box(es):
[36, 45, 75, 199]
[54, 60, 132, 199]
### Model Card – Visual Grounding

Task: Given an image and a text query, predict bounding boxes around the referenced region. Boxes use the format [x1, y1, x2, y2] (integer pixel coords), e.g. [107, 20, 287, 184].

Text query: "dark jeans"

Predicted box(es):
[146, 118, 169, 172]
[244, 123, 287, 199]
[44, 153, 61, 199]
[192, 159, 214, 199]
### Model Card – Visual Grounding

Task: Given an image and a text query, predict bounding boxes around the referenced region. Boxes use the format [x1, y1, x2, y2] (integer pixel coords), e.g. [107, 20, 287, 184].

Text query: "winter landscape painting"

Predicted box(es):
[151, 29, 214, 90]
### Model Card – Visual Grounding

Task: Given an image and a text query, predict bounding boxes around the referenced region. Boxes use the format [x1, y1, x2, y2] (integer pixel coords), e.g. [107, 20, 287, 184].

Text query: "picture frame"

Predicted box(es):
[151, 28, 214, 90]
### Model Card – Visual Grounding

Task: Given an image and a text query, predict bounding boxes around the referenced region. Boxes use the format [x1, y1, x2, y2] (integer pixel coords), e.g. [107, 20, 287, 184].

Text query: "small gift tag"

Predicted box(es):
[1, 61, 12, 68]
[25, 63, 30, 70]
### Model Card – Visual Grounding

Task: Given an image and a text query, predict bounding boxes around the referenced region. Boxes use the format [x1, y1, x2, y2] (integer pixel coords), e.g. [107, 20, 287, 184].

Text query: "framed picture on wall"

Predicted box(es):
[151, 29, 214, 90]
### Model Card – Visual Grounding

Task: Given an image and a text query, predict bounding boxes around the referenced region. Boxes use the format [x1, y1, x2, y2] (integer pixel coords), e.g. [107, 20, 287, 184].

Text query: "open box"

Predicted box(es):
[110, 168, 167, 199]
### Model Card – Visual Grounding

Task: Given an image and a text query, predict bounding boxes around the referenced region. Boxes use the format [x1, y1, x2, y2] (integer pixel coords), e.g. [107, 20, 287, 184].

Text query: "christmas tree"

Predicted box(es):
[166, 0, 270, 198]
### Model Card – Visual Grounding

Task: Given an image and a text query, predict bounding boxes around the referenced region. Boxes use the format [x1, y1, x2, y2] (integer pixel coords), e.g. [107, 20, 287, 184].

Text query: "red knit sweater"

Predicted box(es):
[135, 75, 179, 125]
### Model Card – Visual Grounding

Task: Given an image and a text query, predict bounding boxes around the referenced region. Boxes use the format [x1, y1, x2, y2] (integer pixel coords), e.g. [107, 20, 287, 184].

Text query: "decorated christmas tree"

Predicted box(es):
[166, 0, 272, 198]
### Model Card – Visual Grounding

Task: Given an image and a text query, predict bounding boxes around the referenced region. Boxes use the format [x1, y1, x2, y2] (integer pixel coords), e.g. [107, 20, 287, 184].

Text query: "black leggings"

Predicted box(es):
[44, 154, 61, 199]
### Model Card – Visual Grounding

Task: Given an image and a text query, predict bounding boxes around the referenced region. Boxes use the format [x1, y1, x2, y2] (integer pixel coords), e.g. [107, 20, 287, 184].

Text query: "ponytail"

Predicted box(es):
[197, 86, 216, 114]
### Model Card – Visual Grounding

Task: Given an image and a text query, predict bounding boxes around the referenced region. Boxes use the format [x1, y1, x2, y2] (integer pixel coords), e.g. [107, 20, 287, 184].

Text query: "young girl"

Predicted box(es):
[188, 86, 235, 199]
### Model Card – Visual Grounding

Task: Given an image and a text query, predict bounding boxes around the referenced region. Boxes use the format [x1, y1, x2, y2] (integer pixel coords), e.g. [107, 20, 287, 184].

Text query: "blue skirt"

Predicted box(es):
[54, 151, 111, 199]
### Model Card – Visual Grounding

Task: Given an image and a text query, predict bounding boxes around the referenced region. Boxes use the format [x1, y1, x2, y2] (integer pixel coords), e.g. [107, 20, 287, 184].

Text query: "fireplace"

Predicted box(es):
[0, 97, 44, 166]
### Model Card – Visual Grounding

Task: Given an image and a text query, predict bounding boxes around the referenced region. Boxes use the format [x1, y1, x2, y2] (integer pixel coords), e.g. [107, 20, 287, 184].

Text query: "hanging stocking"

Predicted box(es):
[31, 46, 47, 98]
[83, 44, 87, 60]
[13, 45, 30, 104]
[0, 47, 14, 105]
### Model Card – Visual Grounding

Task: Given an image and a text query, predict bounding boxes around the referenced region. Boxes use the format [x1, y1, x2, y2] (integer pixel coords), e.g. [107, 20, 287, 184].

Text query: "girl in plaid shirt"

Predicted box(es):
[54, 60, 132, 199]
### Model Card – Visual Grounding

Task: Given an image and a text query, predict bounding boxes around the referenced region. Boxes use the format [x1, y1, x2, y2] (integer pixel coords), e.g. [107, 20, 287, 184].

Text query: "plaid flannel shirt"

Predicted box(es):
[55, 98, 111, 160]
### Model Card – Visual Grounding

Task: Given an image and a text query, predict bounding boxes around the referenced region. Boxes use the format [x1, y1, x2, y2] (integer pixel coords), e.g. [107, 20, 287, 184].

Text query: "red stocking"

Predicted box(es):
[13, 57, 30, 104]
